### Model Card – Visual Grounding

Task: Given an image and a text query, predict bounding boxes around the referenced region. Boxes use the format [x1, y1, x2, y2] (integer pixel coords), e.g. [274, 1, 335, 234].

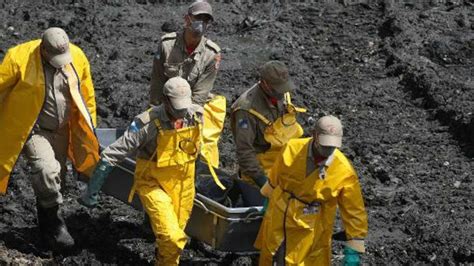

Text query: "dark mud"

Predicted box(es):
[1, 0, 473, 265]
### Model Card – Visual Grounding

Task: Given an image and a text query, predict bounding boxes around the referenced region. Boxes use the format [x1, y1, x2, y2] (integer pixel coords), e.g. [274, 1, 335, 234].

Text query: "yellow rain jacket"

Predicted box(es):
[131, 117, 201, 266]
[257, 138, 368, 266]
[240, 93, 305, 185]
[201, 95, 226, 168]
[0, 40, 99, 194]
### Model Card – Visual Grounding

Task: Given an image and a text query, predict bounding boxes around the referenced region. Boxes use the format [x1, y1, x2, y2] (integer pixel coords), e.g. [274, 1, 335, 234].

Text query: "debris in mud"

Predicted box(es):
[1, 1, 473, 265]
[238, 16, 265, 33]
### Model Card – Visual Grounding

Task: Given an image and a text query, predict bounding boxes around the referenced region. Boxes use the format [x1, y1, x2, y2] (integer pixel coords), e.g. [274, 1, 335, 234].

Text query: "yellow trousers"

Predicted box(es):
[135, 160, 195, 266]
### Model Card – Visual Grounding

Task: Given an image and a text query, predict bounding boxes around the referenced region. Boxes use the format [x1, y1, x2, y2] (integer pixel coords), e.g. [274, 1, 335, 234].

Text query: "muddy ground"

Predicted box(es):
[0, 0, 473, 265]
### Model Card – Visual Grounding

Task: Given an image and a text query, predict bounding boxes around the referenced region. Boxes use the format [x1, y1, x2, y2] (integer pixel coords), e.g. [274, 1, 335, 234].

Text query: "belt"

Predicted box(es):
[281, 188, 319, 207]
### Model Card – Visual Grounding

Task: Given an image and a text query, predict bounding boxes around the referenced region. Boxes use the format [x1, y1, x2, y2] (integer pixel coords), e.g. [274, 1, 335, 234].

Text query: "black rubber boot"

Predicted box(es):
[37, 203, 75, 252]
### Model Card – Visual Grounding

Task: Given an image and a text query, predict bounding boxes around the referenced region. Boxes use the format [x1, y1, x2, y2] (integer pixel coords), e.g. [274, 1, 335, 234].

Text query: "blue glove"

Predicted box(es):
[78, 159, 113, 208]
[261, 198, 269, 214]
[343, 246, 361, 266]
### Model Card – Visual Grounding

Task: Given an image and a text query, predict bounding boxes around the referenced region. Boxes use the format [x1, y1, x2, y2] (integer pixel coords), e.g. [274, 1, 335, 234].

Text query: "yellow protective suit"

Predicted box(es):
[0, 40, 99, 194]
[241, 93, 305, 185]
[130, 117, 201, 266]
[257, 138, 368, 266]
[201, 95, 226, 168]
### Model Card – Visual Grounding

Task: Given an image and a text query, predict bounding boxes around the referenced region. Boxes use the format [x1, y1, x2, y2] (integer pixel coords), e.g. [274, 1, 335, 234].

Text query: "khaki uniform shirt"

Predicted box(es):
[230, 84, 285, 178]
[102, 104, 203, 165]
[149, 31, 221, 106]
[35, 61, 72, 131]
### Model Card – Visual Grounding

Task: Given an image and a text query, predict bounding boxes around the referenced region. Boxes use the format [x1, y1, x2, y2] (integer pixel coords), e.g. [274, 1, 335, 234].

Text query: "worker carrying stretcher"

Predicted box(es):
[231, 60, 306, 193]
[79, 77, 224, 266]
[256, 115, 369, 266]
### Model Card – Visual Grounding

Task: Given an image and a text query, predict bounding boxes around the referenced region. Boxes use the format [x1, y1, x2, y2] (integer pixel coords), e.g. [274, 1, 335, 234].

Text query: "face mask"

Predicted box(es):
[190, 20, 206, 38]
[314, 143, 335, 158]
[169, 107, 188, 119]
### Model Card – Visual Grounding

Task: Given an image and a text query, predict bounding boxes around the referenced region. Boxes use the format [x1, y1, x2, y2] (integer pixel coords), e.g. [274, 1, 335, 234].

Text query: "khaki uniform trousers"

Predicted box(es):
[23, 126, 69, 208]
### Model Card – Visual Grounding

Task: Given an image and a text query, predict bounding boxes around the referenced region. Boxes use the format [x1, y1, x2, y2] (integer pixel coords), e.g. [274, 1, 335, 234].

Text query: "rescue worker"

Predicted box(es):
[149, 0, 225, 169]
[0, 27, 99, 251]
[79, 77, 220, 266]
[231, 60, 306, 193]
[257, 115, 368, 265]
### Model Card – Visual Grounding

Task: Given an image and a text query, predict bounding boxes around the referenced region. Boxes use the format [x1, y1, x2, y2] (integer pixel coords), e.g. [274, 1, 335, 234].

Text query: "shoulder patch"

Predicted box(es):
[205, 39, 221, 53]
[161, 32, 177, 42]
[237, 118, 249, 129]
[128, 120, 142, 133]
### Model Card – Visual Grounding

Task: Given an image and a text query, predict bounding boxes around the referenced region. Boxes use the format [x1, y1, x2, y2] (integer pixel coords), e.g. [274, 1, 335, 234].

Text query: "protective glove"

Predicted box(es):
[253, 175, 268, 188]
[343, 246, 361, 266]
[261, 198, 269, 214]
[78, 159, 113, 208]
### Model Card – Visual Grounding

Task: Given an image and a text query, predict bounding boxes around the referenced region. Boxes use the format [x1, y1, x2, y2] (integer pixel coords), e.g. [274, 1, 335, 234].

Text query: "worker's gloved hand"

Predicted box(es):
[343, 246, 361, 266]
[253, 175, 268, 188]
[261, 198, 269, 214]
[78, 159, 113, 208]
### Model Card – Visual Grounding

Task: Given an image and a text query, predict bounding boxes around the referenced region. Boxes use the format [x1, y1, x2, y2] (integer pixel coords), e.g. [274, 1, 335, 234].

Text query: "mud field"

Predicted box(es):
[1, 0, 473, 265]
